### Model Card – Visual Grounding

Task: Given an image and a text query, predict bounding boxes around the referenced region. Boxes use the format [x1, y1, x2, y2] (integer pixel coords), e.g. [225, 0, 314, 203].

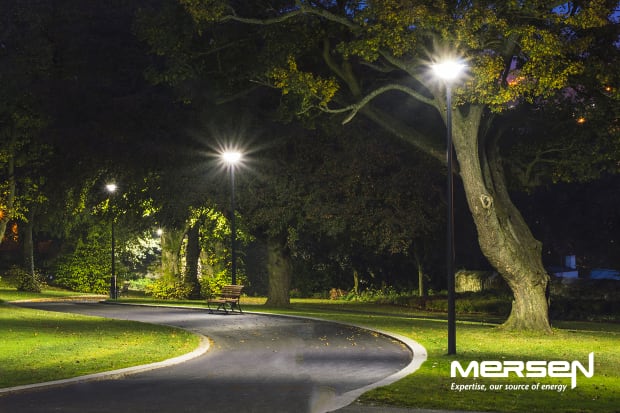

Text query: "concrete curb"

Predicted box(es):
[0, 332, 210, 395]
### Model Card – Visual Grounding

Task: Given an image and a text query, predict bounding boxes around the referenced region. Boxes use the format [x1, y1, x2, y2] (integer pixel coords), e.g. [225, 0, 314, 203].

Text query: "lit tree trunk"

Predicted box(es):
[265, 237, 292, 307]
[413, 247, 425, 297]
[453, 106, 552, 332]
[23, 208, 36, 277]
[161, 226, 185, 280]
[0, 134, 17, 247]
[184, 222, 201, 299]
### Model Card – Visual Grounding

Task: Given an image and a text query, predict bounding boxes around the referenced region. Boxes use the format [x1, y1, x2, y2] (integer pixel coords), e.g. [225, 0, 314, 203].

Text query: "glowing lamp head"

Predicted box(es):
[432, 60, 466, 82]
[222, 151, 242, 165]
[106, 183, 117, 193]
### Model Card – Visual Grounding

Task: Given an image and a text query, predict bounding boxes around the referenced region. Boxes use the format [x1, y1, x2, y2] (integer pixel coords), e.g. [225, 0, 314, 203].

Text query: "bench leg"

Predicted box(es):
[207, 301, 229, 314]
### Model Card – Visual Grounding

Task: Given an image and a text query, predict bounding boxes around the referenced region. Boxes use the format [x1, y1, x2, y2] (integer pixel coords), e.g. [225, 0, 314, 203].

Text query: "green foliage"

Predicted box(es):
[146, 276, 193, 299]
[198, 271, 229, 298]
[178, 0, 228, 23]
[121, 230, 162, 278]
[270, 56, 339, 112]
[127, 277, 155, 291]
[5, 265, 43, 293]
[342, 285, 401, 302]
[54, 227, 113, 294]
[199, 208, 250, 285]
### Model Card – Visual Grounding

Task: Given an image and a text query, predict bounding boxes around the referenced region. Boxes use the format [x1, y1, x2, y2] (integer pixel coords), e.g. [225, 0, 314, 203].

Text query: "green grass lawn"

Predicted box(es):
[0, 288, 200, 388]
[241, 300, 620, 413]
[115, 296, 620, 412]
[2, 288, 618, 412]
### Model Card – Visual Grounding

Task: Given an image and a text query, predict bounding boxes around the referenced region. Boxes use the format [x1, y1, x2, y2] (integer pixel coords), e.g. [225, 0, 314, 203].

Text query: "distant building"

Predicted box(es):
[590, 268, 620, 281]
[549, 255, 579, 279]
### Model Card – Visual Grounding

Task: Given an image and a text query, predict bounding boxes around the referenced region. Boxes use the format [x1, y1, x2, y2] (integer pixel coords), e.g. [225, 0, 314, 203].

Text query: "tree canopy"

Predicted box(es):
[162, 0, 619, 331]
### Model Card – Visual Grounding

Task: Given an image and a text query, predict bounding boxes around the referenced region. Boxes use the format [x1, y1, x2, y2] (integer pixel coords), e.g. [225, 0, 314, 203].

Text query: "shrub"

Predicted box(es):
[199, 270, 231, 298]
[7, 265, 43, 293]
[54, 232, 112, 294]
[146, 277, 192, 299]
[128, 278, 155, 291]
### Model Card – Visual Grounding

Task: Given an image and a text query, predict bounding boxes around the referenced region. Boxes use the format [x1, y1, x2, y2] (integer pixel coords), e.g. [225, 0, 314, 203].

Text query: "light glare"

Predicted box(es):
[432, 60, 466, 81]
[106, 183, 117, 193]
[222, 151, 242, 164]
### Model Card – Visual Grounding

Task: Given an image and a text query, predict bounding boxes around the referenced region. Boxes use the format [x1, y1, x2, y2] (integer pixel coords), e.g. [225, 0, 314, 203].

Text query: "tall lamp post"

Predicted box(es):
[222, 151, 242, 285]
[105, 183, 118, 299]
[432, 59, 465, 355]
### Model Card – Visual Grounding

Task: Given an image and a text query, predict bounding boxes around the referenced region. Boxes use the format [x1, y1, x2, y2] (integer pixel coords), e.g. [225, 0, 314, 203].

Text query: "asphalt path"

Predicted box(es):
[1, 302, 415, 413]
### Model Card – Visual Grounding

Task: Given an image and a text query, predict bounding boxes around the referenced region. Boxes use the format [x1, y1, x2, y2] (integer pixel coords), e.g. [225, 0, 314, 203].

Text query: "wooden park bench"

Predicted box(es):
[207, 285, 244, 314]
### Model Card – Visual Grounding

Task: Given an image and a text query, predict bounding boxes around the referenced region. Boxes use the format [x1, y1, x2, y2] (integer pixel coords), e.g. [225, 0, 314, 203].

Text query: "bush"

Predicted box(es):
[146, 277, 193, 299]
[199, 270, 231, 299]
[54, 233, 112, 294]
[6, 265, 43, 293]
[550, 297, 620, 322]
[128, 278, 155, 291]
[342, 286, 401, 302]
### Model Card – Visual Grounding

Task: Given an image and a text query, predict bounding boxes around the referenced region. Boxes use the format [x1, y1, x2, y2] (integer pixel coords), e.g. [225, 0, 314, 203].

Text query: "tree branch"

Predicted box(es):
[323, 83, 436, 124]
[524, 147, 571, 183]
[220, 2, 358, 31]
[361, 106, 445, 163]
[321, 38, 362, 98]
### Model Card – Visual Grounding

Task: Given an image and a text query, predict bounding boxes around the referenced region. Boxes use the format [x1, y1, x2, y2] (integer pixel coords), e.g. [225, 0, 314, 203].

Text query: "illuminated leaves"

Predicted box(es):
[163, 0, 616, 120]
[339, 0, 445, 60]
[178, 0, 228, 23]
[270, 56, 339, 112]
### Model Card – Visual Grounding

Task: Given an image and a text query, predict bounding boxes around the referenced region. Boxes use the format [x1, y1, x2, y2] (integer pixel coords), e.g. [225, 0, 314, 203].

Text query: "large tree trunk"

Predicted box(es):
[453, 106, 552, 332]
[0, 134, 17, 247]
[413, 247, 425, 297]
[265, 238, 292, 307]
[23, 208, 36, 277]
[161, 227, 185, 280]
[184, 222, 201, 299]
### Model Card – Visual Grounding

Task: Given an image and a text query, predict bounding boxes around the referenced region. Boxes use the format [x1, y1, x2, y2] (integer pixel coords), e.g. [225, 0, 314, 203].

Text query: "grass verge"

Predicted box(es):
[3, 289, 618, 412]
[0, 288, 200, 389]
[115, 296, 620, 411]
[246, 299, 620, 413]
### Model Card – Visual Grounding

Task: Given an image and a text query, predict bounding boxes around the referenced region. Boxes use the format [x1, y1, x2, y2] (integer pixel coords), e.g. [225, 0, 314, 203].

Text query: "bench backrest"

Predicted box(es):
[219, 285, 244, 298]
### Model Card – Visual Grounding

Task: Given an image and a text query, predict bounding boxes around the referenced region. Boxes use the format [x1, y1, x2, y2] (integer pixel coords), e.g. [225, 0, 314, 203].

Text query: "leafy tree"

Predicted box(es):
[234, 116, 444, 305]
[0, 0, 53, 247]
[173, 0, 618, 331]
[135, 3, 445, 305]
[54, 222, 114, 294]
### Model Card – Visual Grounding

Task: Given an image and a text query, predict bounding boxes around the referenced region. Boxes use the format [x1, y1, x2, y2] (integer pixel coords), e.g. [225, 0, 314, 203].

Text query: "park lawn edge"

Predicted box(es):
[112, 297, 620, 413]
[3, 290, 618, 412]
[0, 298, 202, 389]
[240, 301, 620, 413]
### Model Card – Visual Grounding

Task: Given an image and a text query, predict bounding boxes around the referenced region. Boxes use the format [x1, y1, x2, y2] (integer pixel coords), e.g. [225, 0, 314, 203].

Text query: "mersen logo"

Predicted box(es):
[451, 352, 594, 389]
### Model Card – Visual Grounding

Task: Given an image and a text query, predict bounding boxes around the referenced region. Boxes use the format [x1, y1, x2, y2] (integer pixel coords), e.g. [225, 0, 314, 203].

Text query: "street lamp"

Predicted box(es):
[432, 58, 465, 355]
[105, 183, 118, 299]
[221, 150, 242, 285]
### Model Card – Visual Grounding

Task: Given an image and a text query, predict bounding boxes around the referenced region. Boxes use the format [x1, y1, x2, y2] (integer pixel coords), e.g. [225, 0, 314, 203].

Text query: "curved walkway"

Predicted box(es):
[1, 302, 425, 413]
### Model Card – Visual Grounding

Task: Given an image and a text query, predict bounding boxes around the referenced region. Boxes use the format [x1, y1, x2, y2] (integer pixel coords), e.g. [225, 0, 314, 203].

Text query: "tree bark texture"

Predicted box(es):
[452, 106, 552, 332]
[0, 135, 16, 247]
[161, 227, 185, 280]
[23, 208, 35, 277]
[184, 222, 202, 299]
[265, 238, 292, 307]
